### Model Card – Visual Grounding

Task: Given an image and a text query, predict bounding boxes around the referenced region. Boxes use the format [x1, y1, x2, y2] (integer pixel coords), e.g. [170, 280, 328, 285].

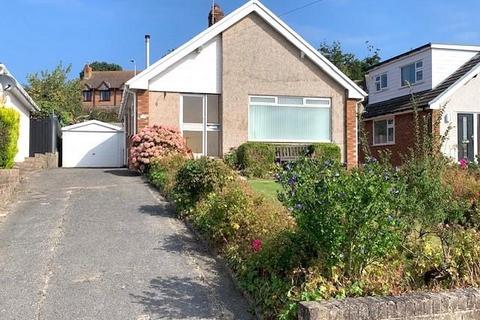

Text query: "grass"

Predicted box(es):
[247, 178, 282, 200]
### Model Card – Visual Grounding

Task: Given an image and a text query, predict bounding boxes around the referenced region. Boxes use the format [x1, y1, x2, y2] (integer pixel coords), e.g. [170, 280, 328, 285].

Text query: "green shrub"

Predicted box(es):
[0, 107, 20, 168]
[223, 147, 239, 170]
[147, 154, 188, 194]
[278, 158, 408, 279]
[172, 158, 235, 213]
[307, 143, 341, 162]
[237, 142, 276, 178]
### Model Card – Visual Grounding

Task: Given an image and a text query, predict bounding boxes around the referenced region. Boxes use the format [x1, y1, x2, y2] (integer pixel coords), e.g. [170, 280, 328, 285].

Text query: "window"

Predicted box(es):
[82, 90, 92, 102]
[375, 73, 388, 91]
[373, 118, 395, 145]
[248, 95, 331, 142]
[100, 90, 111, 101]
[401, 60, 423, 86]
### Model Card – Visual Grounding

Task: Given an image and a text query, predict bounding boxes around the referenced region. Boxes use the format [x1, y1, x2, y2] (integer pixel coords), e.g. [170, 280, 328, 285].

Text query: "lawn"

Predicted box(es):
[247, 178, 282, 200]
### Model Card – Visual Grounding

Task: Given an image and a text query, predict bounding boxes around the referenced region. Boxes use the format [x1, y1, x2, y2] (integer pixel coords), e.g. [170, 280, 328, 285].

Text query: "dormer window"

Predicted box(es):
[401, 60, 423, 86]
[375, 73, 388, 91]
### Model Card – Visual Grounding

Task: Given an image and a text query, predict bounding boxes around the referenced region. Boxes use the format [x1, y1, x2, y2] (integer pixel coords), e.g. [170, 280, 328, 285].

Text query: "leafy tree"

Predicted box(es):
[26, 64, 83, 125]
[319, 41, 381, 81]
[79, 61, 122, 78]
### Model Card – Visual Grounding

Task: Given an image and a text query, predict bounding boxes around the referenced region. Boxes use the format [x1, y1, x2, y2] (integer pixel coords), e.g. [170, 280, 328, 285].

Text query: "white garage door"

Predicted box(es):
[61, 120, 125, 168]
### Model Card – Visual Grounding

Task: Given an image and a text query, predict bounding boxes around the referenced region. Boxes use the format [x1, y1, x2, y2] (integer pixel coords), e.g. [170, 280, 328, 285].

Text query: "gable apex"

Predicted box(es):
[126, 0, 366, 100]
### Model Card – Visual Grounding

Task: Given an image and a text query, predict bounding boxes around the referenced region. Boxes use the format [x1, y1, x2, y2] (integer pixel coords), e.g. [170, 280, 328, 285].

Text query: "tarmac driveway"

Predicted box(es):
[0, 169, 252, 320]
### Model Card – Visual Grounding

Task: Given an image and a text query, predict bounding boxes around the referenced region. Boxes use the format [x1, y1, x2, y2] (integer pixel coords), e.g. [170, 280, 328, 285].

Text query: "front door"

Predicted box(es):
[458, 113, 474, 161]
[181, 95, 221, 158]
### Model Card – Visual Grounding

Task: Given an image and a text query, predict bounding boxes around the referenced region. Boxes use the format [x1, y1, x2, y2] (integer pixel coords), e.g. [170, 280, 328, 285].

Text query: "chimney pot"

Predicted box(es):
[83, 64, 93, 80]
[208, 3, 225, 27]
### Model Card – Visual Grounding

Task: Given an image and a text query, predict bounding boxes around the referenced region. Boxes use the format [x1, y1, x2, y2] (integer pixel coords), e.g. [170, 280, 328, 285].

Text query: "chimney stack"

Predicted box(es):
[83, 64, 93, 80]
[208, 3, 225, 27]
[145, 34, 151, 68]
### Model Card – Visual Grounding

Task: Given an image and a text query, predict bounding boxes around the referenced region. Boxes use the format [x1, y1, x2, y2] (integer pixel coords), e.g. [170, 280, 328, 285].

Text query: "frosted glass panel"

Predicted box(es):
[183, 96, 203, 123]
[249, 105, 330, 141]
[183, 131, 203, 154]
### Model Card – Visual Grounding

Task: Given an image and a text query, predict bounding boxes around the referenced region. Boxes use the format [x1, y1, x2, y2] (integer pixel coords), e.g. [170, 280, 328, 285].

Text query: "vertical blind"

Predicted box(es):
[248, 96, 331, 142]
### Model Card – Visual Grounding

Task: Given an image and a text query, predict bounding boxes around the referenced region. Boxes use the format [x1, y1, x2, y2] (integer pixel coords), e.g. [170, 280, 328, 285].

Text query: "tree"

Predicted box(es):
[318, 41, 381, 81]
[79, 61, 122, 78]
[26, 64, 84, 125]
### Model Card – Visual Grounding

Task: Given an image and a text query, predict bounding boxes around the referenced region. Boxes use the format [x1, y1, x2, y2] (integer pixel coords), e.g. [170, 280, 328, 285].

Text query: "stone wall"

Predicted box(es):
[1, 153, 58, 207]
[298, 288, 480, 320]
[0, 169, 20, 206]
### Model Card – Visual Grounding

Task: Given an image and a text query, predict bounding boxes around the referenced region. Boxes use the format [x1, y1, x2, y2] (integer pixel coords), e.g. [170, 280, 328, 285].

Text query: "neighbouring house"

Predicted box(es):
[362, 43, 480, 165]
[81, 64, 136, 112]
[120, 0, 367, 168]
[0, 64, 40, 162]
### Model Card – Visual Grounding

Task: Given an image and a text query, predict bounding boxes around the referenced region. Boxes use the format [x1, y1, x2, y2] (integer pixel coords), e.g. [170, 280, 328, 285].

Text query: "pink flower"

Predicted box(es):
[459, 158, 469, 169]
[251, 239, 262, 253]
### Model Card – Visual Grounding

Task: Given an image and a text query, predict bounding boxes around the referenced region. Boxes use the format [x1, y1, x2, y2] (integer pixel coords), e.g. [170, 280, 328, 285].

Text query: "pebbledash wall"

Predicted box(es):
[135, 13, 359, 167]
[298, 288, 480, 320]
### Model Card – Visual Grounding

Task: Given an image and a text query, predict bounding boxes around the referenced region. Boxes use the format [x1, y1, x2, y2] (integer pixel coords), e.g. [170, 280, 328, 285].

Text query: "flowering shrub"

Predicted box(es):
[147, 154, 188, 195]
[130, 125, 191, 171]
[278, 158, 408, 279]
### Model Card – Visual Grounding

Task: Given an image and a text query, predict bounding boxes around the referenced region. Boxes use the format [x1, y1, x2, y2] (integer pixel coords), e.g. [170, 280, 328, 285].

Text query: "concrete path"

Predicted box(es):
[0, 169, 252, 320]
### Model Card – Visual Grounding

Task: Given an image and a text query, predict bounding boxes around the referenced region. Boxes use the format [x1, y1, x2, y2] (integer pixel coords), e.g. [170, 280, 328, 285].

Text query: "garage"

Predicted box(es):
[61, 120, 125, 168]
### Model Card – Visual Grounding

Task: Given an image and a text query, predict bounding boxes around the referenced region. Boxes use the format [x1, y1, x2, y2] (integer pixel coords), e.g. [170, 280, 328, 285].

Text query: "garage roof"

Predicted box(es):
[62, 120, 124, 132]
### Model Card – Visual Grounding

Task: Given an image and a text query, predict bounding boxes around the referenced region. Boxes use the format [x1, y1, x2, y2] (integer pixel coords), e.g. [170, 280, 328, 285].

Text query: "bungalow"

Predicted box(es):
[120, 0, 367, 167]
[363, 43, 480, 165]
[0, 64, 40, 162]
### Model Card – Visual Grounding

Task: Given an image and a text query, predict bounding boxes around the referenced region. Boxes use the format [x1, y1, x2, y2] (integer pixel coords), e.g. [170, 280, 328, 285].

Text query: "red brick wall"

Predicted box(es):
[361, 110, 433, 166]
[136, 90, 149, 132]
[345, 99, 358, 168]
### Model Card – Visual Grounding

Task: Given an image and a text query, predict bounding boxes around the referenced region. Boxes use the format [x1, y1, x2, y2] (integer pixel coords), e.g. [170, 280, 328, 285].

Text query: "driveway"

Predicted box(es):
[0, 169, 252, 320]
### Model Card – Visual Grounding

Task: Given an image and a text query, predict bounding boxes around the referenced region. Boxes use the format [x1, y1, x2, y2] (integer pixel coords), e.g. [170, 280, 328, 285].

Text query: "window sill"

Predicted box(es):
[400, 81, 424, 89]
[372, 142, 395, 147]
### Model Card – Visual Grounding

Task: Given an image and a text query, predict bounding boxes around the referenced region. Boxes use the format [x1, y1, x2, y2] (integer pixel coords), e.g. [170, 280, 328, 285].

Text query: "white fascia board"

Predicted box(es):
[429, 63, 480, 109]
[431, 43, 480, 52]
[62, 120, 123, 132]
[127, 0, 366, 100]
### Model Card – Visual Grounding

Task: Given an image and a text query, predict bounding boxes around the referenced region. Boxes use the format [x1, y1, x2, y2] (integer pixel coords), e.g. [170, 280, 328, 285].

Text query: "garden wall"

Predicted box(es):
[299, 288, 480, 320]
[0, 169, 20, 205]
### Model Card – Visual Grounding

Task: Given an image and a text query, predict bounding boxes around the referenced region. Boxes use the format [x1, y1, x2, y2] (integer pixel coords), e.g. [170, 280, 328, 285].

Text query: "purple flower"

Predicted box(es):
[295, 203, 303, 210]
[459, 158, 469, 169]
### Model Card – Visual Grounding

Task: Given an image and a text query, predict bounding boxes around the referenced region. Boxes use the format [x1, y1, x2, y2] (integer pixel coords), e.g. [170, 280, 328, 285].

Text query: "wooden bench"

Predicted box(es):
[274, 144, 309, 163]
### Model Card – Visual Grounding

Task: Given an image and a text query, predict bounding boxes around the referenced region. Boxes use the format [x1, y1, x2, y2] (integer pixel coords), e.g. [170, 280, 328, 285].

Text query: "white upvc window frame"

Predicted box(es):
[248, 95, 332, 143]
[401, 60, 424, 87]
[373, 117, 395, 146]
[180, 94, 221, 157]
[375, 73, 388, 92]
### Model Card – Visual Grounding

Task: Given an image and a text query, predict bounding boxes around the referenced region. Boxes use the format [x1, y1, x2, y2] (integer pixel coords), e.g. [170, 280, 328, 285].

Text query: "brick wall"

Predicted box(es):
[82, 88, 124, 109]
[136, 90, 149, 131]
[299, 288, 480, 320]
[361, 110, 432, 166]
[345, 98, 358, 168]
[0, 169, 20, 206]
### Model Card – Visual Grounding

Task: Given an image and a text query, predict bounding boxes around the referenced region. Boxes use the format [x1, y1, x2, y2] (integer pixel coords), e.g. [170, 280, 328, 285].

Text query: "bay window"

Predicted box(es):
[248, 95, 331, 142]
[373, 118, 395, 145]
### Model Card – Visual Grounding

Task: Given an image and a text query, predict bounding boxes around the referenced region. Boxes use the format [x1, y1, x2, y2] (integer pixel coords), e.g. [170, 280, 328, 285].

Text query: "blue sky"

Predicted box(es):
[1, 0, 480, 83]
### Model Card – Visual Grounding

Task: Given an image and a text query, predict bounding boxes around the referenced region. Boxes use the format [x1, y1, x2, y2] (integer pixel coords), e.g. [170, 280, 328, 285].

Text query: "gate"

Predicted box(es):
[30, 115, 61, 157]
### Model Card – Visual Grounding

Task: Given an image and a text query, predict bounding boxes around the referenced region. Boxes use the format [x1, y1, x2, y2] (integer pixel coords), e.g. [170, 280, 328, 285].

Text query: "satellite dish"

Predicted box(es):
[0, 74, 16, 92]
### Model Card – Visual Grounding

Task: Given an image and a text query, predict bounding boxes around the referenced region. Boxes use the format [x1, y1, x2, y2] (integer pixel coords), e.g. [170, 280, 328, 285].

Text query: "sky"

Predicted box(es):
[1, 0, 480, 83]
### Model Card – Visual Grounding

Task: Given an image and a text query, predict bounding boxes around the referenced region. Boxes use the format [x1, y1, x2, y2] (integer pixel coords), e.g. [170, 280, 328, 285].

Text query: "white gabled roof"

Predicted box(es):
[61, 120, 124, 132]
[126, 0, 367, 100]
[0, 64, 40, 112]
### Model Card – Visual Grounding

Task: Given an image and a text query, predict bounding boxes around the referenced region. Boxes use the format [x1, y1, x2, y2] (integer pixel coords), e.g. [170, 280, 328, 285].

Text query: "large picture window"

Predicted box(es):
[248, 95, 331, 142]
[373, 118, 395, 145]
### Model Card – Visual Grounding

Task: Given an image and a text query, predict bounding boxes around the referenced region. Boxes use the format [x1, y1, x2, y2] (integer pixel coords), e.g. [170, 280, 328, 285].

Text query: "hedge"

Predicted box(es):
[0, 107, 20, 168]
[307, 143, 341, 162]
[236, 142, 276, 178]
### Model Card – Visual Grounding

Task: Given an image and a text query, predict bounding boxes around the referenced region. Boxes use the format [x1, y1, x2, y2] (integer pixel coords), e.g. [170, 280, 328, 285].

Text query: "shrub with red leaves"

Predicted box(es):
[130, 125, 191, 171]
